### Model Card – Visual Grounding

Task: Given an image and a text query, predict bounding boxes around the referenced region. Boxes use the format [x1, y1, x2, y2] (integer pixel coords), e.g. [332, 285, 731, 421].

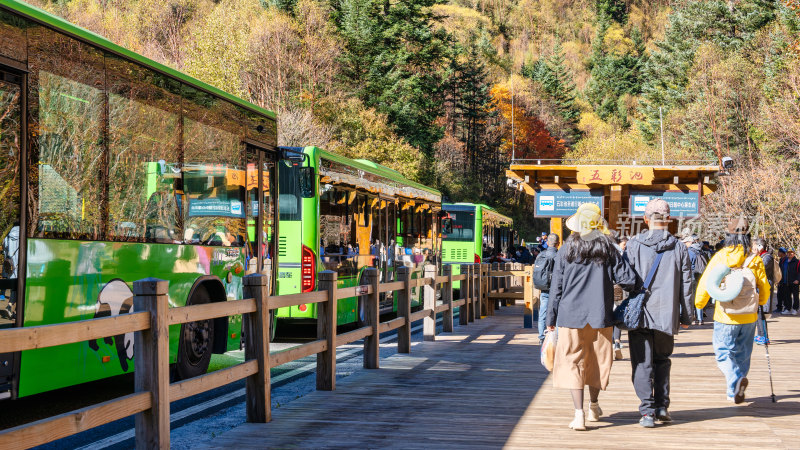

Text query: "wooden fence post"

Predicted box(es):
[317, 271, 337, 391]
[133, 278, 170, 450]
[362, 268, 380, 369]
[397, 266, 412, 353]
[477, 264, 485, 319]
[459, 264, 470, 325]
[243, 274, 270, 423]
[423, 264, 437, 341]
[442, 264, 454, 332]
[502, 263, 510, 306]
[482, 264, 491, 317]
[491, 262, 500, 310]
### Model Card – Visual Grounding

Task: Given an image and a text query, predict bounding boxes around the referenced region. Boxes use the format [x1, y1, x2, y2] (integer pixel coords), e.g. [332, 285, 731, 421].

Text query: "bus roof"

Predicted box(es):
[444, 203, 513, 224]
[1, 0, 277, 120]
[314, 147, 441, 199]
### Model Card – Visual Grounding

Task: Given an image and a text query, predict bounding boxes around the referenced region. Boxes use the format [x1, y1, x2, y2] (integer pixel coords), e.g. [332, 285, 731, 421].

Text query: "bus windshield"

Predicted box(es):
[442, 211, 475, 242]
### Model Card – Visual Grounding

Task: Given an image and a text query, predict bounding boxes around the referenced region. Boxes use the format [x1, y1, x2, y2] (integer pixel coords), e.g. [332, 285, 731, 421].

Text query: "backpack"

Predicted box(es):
[717, 255, 759, 315]
[773, 257, 782, 285]
[533, 250, 555, 291]
[692, 249, 708, 277]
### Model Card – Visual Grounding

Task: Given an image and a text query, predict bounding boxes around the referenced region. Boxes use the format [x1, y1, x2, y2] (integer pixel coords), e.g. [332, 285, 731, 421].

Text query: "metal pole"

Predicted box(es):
[511, 76, 515, 161]
[659, 106, 665, 166]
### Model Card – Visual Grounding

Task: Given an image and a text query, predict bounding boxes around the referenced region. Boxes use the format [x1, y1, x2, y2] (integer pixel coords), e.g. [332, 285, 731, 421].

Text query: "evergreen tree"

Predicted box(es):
[585, 17, 648, 128]
[595, 0, 627, 24]
[638, 0, 776, 141]
[522, 42, 581, 141]
[335, 0, 450, 163]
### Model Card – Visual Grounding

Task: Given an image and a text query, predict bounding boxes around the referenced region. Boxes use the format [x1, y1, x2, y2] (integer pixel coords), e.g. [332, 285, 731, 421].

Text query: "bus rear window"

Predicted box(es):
[279, 161, 301, 221]
[442, 212, 474, 242]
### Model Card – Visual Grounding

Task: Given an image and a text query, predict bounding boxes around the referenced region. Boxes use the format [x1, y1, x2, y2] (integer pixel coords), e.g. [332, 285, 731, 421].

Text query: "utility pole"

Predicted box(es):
[659, 106, 665, 166]
[511, 75, 515, 161]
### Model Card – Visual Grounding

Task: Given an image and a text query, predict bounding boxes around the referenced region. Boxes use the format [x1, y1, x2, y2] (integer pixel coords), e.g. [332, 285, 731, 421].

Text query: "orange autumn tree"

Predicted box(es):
[490, 76, 567, 161]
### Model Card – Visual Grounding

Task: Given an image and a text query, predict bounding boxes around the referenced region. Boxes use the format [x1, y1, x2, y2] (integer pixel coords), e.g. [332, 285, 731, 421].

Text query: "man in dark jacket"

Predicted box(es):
[778, 249, 800, 315]
[624, 199, 693, 428]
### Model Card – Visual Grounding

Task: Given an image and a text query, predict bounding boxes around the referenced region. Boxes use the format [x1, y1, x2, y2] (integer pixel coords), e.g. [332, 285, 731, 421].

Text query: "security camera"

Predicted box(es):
[721, 157, 734, 170]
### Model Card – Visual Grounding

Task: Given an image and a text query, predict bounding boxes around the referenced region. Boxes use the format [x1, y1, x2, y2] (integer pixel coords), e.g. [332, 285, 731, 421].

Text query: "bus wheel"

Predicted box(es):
[176, 288, 214, 380]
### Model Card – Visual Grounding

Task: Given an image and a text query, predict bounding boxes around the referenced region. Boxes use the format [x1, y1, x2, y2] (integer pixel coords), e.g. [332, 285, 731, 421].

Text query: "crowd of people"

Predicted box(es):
[534, 199, 781, 431]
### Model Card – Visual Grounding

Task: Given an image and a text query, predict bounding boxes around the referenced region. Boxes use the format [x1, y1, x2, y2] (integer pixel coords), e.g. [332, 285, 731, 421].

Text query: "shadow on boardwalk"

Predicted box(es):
[200, 306, 800, 449]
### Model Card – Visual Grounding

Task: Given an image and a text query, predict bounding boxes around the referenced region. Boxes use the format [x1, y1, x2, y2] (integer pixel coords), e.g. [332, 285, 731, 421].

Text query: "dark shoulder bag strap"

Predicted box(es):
[642, 252, 664, 293]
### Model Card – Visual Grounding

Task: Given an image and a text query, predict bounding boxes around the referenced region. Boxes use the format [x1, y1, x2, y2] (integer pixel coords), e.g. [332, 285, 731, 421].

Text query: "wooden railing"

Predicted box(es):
[0, 263, 531, 449]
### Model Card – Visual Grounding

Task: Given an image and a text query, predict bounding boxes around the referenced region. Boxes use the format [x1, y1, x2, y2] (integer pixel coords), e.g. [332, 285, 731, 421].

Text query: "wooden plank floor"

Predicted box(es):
[201, 305, 800, 449]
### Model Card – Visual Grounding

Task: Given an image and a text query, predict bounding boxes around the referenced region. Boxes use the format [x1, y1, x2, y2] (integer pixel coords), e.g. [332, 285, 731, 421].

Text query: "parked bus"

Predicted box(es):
[0, 0, 282, 399]
[275, 146, 442, 329]
[440, 203, 514, 289]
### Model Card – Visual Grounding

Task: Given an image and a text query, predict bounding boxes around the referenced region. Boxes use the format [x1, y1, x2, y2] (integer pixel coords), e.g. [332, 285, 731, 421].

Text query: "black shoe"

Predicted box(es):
[655, 407, 672, 423]
[639, 414, 655, 428]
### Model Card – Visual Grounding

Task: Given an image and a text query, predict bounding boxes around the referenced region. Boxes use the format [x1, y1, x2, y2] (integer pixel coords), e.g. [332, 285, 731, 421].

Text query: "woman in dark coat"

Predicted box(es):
[547, 203, 638, 430]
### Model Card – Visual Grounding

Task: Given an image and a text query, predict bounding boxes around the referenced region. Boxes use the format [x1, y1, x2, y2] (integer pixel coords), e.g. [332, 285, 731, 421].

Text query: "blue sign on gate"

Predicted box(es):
[629, 190, 700, 217]
[535, 189, 604, 218]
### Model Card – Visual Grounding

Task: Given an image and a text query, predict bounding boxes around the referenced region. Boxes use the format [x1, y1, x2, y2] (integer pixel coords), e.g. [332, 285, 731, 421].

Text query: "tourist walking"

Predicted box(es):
[778, 249, 800, 315]
[546, 203, 638, 431]
[534, 233, 559, 344]
[624, 199, 694, 428]
[695, 218, 770, 404]
[753, 238, 776, 345]
[682, 233, 708, 325]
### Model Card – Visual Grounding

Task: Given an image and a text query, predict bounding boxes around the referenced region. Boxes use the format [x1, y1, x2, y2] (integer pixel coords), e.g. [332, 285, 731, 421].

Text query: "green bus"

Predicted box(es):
[275, 146, 442, 328]
[440, 203, 514, 289]
[0, 0, 282, 399]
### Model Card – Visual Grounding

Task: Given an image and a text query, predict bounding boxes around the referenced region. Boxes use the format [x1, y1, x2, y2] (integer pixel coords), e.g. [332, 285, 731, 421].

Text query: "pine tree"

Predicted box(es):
[335, 0, 450, 163]
[637, 0, 776, 141]
[522, 42, 581, 141]
[595, 0, 627, 24]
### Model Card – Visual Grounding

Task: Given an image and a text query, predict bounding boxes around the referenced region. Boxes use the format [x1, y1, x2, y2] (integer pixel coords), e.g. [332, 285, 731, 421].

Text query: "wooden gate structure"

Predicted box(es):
[506, 163, 720, 240]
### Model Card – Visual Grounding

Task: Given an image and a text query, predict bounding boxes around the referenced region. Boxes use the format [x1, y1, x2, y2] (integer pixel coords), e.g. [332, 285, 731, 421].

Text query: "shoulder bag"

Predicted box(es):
[614, 252, 663, 330]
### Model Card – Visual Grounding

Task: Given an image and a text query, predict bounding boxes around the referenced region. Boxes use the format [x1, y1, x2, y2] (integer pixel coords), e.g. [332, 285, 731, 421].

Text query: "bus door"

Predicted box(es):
[0, 66, 25, 399]
[245, 144, 278, 286]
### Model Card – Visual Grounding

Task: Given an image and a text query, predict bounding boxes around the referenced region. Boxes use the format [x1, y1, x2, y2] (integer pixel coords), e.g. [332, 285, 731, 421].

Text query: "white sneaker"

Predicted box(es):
[792, 309, 798, 315]
[569, 409, 586, 430]
[588, 402, 602, 422]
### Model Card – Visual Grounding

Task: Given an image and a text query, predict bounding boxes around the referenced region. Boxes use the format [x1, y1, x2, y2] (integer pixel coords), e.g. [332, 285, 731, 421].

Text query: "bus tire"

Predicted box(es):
[176, 285, 214, 380]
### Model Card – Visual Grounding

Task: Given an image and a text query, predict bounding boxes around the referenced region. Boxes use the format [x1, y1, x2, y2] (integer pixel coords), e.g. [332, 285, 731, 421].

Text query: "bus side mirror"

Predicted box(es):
[442, 218, 453, 234]
[300, 167, 315, 198]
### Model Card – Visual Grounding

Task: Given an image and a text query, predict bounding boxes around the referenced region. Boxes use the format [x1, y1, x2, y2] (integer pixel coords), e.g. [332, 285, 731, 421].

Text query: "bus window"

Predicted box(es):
[182, 84, 245, 247]
[106, 55, 181, 243]
[0, 9, 26, 63]
[319, 188, 357, 280]
[441, 212, 474, 241]
[30, 29, 105, 239]
[278, 161, 301, 222]
[1, 68, 21, 327]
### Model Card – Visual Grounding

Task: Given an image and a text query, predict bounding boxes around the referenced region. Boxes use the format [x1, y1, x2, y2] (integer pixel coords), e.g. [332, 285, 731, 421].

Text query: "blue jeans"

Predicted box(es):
[538, 292, 549, 341]
[713, 321, 757, 397]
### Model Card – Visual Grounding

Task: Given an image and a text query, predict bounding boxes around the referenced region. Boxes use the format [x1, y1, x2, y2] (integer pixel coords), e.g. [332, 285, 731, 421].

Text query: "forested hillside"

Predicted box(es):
[27, 0, 800, 240]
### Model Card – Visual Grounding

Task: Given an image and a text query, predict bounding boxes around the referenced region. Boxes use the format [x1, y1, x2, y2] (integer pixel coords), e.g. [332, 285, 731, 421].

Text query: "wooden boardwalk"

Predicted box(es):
[201, 305, 800, 449]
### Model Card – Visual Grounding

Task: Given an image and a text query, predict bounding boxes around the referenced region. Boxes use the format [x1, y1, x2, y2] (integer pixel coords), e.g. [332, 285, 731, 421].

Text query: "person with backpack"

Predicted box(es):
[546, 203, 638, 431]
[534, 233, 559, 343]
[682, 233, 709, 325]
[695, 218, 770, 404]
[624, 199, 694, 428]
